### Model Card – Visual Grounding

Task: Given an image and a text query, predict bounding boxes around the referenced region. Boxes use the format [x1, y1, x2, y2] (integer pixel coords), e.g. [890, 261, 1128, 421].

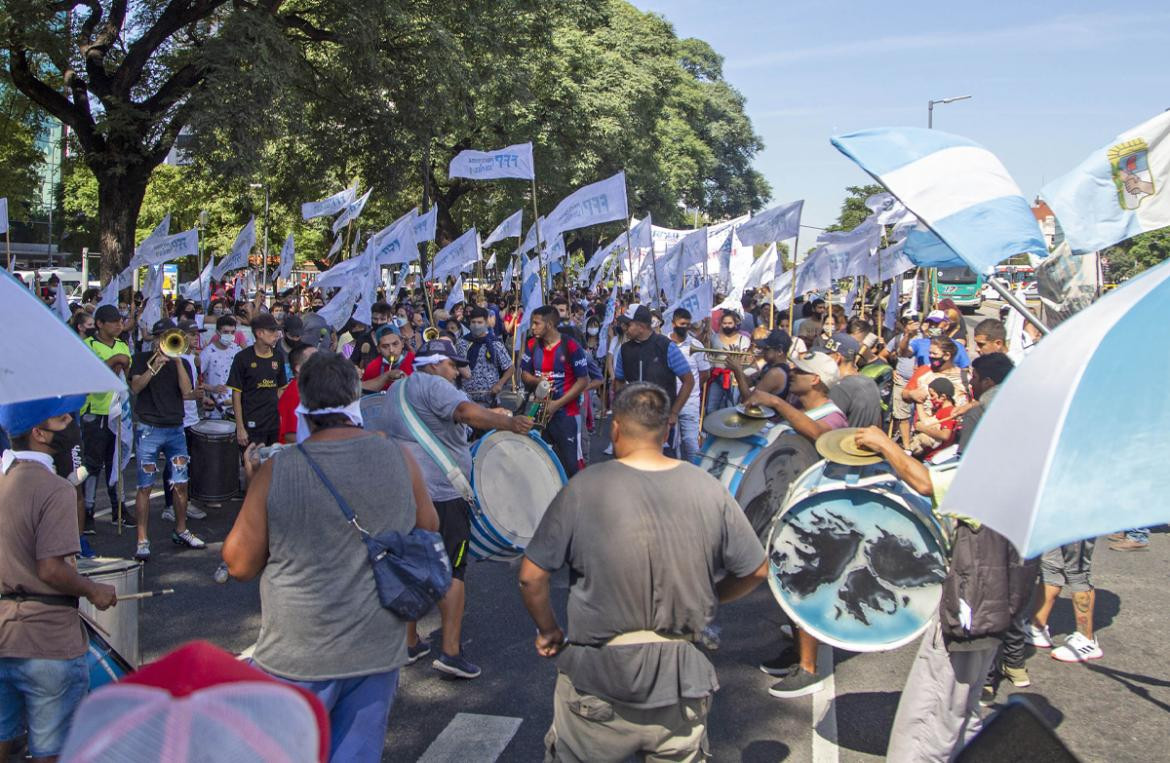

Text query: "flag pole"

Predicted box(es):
[788, 231, 800, 331]
[5, 228, 11, 272]
[114, 416, 124, 536]
[529, 176, 548, 306]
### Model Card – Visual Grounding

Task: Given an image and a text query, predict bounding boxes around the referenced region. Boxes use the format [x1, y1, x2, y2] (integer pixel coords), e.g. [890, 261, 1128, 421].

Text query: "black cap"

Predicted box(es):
[282, 315, 304, 337]
[758, 329, 792, 353]
[631, 305, 653, 325]
[250, 312, 280, 332]
[150, 318, 176, 335]
[177, 319, 208, 333]
[94, 304, 122, 324]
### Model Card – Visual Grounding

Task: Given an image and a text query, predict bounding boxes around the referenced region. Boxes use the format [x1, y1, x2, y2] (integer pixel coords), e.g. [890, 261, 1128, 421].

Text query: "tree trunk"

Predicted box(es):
[96, 170, 150, 284]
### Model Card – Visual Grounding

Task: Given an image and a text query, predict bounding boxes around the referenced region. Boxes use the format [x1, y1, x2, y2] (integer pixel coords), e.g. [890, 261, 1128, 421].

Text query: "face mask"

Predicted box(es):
[393, 317, 407, 328]
[672, 326, 688, 339]
[587, 327, 600, 336]
[212, 307, 225, 316]
[929, 357, 946, 371]
[45, 422, 80, 456]
[470, 325, 488, 337]
[272, 313, 284, 323]
[925, 325, 942, 337]
[722, 326, 738, 336]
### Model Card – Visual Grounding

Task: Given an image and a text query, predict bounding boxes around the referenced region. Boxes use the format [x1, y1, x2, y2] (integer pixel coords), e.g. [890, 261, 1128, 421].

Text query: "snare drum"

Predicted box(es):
[694, 423, 820, 541]
[468, 430, 567, 561]
[765, 461, 948, 652]
[78, 557, 142, 668]
[188, 419, 239, 503]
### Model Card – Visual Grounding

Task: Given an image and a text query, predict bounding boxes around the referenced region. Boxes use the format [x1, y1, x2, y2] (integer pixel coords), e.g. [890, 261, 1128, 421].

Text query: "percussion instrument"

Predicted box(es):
[735, 402, 776, 419]
[695, 422, 820, 541]
[79, 557, 142, 668]
[187, 419, 240, 504]
[765, 461, 948, 652]
[468, 430, 567, 561]
[84, 620, 132, 690]
[360, 390, 389, 433]
[816, 428, 883, 466]
[496, 388, 526, 415]
[702, 406, 768, 439]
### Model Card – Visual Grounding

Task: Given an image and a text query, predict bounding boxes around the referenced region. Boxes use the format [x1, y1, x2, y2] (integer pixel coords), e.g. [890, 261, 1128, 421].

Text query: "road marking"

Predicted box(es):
[417, 713, 523, 763]
[812, 645, 839, 763]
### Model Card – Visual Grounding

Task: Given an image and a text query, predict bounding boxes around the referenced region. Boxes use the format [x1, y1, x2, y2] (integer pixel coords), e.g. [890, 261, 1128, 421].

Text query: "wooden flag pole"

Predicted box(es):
[788, 231, 800, 331]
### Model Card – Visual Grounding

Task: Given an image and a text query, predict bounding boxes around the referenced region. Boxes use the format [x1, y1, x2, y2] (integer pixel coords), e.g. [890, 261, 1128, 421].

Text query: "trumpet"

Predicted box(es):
[422, 326, 441, 341]
[693, 348, 758, 359]
[148, 328, 189, 373]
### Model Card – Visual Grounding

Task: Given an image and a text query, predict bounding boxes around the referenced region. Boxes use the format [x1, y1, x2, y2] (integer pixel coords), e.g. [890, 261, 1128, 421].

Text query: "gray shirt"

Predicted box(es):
[381, 372, 472, 502]
[525, 460, 766, 708]
[829, 373, 883, 429]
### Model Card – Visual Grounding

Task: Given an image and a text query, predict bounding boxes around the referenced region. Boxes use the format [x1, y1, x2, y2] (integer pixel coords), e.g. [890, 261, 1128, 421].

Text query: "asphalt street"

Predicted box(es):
[79, 303, 1167, 762]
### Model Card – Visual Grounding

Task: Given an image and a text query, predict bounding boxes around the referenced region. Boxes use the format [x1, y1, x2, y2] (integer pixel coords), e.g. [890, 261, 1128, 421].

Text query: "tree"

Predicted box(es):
[828, 184, 884, 232]
[1103, 228, 1170, 281]
[0, 84, 43, 209]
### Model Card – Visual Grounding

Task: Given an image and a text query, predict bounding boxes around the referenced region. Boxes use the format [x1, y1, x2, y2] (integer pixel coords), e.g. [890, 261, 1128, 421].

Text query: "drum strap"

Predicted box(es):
[0, 592, 79, 608]
[604, 630, 695, 647]
[391, 376, 475, 503]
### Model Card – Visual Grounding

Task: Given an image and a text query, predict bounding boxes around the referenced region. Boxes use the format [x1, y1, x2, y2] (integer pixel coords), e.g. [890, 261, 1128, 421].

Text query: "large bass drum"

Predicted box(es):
[765, 460, 948, 652]
[468, 430, 567, 561]
[694, 423, 820, 541]
[187, 419, 240, 503]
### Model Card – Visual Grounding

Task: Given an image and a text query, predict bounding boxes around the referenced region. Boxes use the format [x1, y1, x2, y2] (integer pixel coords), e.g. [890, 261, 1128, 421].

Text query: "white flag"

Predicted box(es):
[316, 282, 361, 330]
[444, 275, 465, 312]
[665, 281, 713, 324]
[540, 234, 566, 266]
[585, 236, 625, 274]
[139, 266, 165, 330]
[597, 290, 618, 358]
[678, 227, 709, 272]
[181, 256, 215, 302]
[519, 216, 545, 256]
[484, 209, 523, 248]
[413, 206, 437, 244]
[369, 209, 419, 266]
[54, 280, 70, 322]
[884, 274, 901, 330]
[332, 188, 371, 234]
[735, 200, 803, 246]
[546, 172, 628, 238]
[742, 243, 779, 292]
[133, 228, 199, 267]
[0, 197, 7, 234]
[277, 233, 295, 282]
[128, 214, 172, 268]
[628, 214, 653, 251]
[314, 252, 370, 290]
[501, 257, 516, 292]
[795, 248, 832, 294]
[327, 233, 343, 259]
[448, 142, 535, 181]
[302, 185, 357, 221]
[213, 217, 256, 279]
[428, 227, 478, 280]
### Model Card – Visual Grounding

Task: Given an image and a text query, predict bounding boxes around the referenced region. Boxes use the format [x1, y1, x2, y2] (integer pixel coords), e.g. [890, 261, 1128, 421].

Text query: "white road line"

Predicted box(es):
[812, 645, 839, 763]
[417, 712, 523, 763]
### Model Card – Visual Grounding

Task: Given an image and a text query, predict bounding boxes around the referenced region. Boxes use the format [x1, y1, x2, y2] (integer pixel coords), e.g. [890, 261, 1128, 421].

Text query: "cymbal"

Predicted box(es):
[816, 428, 883, 466]
[703, 407, 769, 439]
[735, 402, 776, 419]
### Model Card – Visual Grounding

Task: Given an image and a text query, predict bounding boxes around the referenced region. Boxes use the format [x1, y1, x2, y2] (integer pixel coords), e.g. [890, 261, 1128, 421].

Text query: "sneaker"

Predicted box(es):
[83, 513, 96, 535]
[172, 529, 206, 549]
[134, 540, 151, 561]
[759, 647, 799, 677]
[1027, 623, 1053, 649]
[213, 562, 231, 584]
[161, 507, 176, 522]
[603, 443, 614, 456]
[1051, 632, 1102, 663]
[768, 668, 826, 699]
[979, 683, 996, 707]
[1106, 532, 1126, 542]
[1003, 665, 1031, 688]
[78, 536, 97, 559]
[433, 651, 481, 679]
[1108, 539, 1149, 552]
[114, 509, 136, 528]
[407, 641, 432, 665]
[186, 505, 207, 520]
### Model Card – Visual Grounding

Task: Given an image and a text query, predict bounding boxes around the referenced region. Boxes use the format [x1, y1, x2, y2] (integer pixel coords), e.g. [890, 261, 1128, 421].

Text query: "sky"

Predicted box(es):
[634, 0, 1170, 232]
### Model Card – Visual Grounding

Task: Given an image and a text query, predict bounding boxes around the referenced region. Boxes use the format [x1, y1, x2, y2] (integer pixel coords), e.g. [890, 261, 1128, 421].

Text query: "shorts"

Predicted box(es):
[244, 426, 280, 448]
[891, 372, 912, 420]
[135, 424, 189, 490]
[1040, 540, 1095, 592]
[0, 655, 89, 758]
[434, 498, 471, 581]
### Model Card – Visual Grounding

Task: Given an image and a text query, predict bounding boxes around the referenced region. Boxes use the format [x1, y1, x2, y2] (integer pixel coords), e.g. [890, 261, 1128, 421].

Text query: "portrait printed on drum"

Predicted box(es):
[741, 434, 819, 541]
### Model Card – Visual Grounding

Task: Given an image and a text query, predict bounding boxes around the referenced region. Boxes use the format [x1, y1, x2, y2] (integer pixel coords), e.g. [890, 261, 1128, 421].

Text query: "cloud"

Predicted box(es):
[727, 12, 1170, 71]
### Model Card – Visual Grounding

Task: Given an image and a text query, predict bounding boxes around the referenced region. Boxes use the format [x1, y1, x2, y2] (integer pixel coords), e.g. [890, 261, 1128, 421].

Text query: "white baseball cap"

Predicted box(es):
[790, 350, 841, 386]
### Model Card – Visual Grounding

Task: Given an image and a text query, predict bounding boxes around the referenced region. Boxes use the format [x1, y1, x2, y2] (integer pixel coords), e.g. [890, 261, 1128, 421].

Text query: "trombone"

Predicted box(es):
[693, 348, 758, 360]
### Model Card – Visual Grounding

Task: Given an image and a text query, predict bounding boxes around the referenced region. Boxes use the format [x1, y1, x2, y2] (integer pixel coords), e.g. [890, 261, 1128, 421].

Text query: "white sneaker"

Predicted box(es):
[603, 443, 614, 456]
[1051, 632, 1102, 663]
[186, 505, 207, 519]
[1027, 623, 1053, 648]
[161, 507, 176, 522]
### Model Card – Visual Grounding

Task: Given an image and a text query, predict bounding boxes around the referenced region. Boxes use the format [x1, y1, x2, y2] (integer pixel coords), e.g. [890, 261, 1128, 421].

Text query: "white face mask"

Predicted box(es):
[587, 327, 600, 336]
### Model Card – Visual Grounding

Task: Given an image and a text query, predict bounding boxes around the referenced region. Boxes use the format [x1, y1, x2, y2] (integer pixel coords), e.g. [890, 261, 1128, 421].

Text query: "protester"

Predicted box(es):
[668, 307, 710, 462]
[350, 302, 394, 370]
[278, 343, 318, 445]
[705, 310, 751, 412]
[902, 337, 970, 431]
[613, 305, 694, 459]
[521, 306, 591, 476]
[519, 383, 767, 761]
[727, 329, 791, 405]
[381, 338, 534, 679]
[821, 332, 882, 428]
[457, 307, 513, 406]
[80, 305, 131, 533]
[223, 351, 439, 762]
[360, 327, 413, 393]
[0, 397, 118, 763]
[199, 314, 242, 418]
[228, 312, 288, 448]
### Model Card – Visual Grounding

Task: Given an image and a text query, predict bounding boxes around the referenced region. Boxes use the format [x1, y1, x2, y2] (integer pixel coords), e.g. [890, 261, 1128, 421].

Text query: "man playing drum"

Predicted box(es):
[380, 339, 533, 680]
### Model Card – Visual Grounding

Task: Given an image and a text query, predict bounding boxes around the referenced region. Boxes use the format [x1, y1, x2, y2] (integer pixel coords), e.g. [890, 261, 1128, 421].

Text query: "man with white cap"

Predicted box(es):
[743, 350, 848, 698]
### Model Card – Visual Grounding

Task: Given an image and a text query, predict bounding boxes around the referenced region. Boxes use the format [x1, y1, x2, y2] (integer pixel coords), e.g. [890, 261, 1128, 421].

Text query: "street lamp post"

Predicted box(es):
[249, 183, 269, 303]
[927, 94, 972, 128]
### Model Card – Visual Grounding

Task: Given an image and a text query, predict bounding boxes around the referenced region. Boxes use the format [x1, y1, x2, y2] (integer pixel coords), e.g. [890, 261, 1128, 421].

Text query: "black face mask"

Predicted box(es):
[929, 357, 946, 371]
[722, 325, 738, 336]
[672, 326, 688, 339]
[45, 422, 80, 456]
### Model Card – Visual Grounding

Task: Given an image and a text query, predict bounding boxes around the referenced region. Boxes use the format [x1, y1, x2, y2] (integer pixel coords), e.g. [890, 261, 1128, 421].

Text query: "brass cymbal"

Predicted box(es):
[735, 403, 776, 419]
[703, 407, 769, 439]
[816, 428, 883, 466]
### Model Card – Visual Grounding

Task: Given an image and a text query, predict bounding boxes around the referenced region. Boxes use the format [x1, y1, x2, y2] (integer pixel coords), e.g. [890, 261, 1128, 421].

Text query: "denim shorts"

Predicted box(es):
[0, 655, 89, 758]
[265, 668, 399, 762]
[135, 423, 189, 490]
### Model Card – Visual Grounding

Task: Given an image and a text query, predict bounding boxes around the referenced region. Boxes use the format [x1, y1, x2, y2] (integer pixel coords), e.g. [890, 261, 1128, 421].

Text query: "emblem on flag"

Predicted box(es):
[1110, 138, 1156, 210]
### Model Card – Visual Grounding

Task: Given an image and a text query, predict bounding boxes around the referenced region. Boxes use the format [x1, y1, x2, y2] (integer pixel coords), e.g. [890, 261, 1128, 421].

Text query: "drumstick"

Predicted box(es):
[117, 589, 176, 601]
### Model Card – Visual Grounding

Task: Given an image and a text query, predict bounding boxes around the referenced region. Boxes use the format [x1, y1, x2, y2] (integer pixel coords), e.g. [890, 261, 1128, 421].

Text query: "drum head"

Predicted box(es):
[766, 476, 947, 652]
[191, 419, 236, 436]
[736, 432, 820, 542]
[472, 431, 566, 547]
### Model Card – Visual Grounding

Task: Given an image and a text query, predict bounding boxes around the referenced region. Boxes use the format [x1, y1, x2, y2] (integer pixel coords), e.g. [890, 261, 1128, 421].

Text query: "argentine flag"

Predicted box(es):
[1040, 110, 1170, 254]
[831, 128, 1047, 275]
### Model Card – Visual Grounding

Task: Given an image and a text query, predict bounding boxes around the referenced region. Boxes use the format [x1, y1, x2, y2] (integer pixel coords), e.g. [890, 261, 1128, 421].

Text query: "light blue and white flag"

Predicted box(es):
[327, 233, 343, 260]
[903, 226, 966, 269]
[302, 185, 357, 221]
[540, 234, 566, 266]
[369, 210, 419, 266]
[314, 252, 369, 290]
[665, 280, 713, 324]
[735, 200, 803, 246]
[832, 127, 1046, 275]
[277, 233, 295, 282]
[483, 209, 523, 248]
[180, 256, 215, 303]
[317, 282, 361, 330]
[448, 142, 535, 181]
[678, 227, 709, 273]
[413, 206, 437, 244]
[522, 253, 541, 283]
[865, 192, 914, 227]
[428, 227, 478, 280]
[0, 197, 7, 234]
[332, 188, 371, 234]
[444, 276, 465, 311]
[545, 172, 628, 238]
[519, 216, 545, 256]
[134, 228, 199, 267]
[213, 217, 256, 279]
[128, 214, 172, 268]
[516, 271, 544, 335]
[1040, 110, 1170, 254]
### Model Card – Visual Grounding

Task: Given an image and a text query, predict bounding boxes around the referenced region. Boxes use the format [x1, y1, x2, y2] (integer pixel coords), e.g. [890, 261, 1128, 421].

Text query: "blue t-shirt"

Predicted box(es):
[614, 338, 692, 380]
[910, 336, 970, 369]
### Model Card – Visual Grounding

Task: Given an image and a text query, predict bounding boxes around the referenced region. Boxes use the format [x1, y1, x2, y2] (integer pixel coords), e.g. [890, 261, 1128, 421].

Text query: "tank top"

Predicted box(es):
[756, 361, 791, 400]
[252, 433, 415, 680]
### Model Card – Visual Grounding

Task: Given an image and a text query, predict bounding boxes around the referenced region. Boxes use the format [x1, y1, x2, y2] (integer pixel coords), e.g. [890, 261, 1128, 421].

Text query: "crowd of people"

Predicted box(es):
[0, 269, 1151, 762]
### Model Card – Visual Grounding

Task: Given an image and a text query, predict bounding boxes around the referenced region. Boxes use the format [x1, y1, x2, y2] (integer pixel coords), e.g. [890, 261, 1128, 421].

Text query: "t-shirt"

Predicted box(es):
[200, 340, 241, 418]
[906, 365, 970, 418]
[277, 379, 300, 444]
[130, 352, 186, 427]
[361, 353, 415, 392]
[521, 336, 590, 417]
[828, 374, 883, 429]
[804, 400, 849, 432]
[673, 336, 711, 416]
[82, 337, 130, 415]
[885, 333, 917, 379]
[380, 373, 472, 502]
[457, 336, 513, 403]
[180, 355, 200, 429]
[525, 460, 766, 708]
[910, 336, 970, 369]
[0, 459, 85, 660]
[227, 346, 288, 433]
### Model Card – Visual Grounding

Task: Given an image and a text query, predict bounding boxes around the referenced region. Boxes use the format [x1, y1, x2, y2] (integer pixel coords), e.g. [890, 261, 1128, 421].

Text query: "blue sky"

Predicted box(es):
[635, 1, 1170, 230]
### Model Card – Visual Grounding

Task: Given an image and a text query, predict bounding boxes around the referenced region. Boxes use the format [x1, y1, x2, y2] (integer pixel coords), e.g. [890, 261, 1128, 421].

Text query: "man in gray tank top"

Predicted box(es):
[222, 352, 439, 762]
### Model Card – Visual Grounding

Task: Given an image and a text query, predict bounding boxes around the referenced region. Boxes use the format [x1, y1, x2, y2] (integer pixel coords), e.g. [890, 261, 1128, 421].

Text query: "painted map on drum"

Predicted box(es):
[767, 488, 946, 652]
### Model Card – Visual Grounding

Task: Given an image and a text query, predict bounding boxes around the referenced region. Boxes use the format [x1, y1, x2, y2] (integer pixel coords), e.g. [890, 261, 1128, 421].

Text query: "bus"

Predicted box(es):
[930, 266, 983, 311]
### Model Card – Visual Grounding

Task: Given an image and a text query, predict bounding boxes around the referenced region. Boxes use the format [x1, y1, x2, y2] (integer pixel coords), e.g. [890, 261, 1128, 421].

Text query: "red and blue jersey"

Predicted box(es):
[521, 336, 590, 416]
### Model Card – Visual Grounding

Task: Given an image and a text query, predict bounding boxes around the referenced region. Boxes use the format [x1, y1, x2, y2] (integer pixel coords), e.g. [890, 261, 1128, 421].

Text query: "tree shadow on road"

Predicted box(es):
[1085, 663, 1170, 713]
[830, 690, 899, 756]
